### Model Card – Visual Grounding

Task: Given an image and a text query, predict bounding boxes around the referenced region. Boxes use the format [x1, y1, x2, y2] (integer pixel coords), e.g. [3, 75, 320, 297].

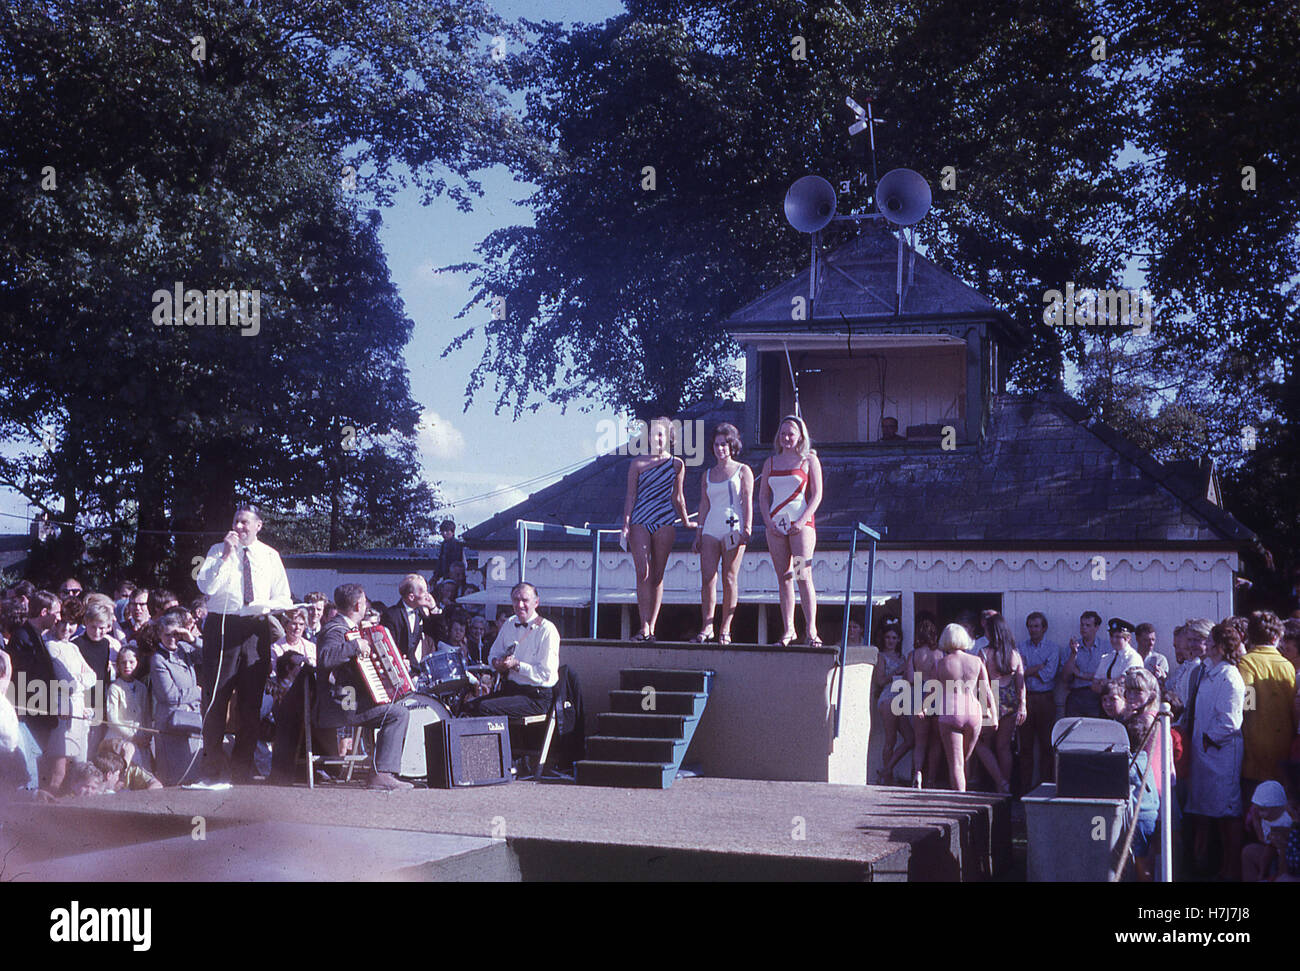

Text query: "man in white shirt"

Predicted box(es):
[464, 582, 559, 718]
[1092, 618, 1145, 691]
[1135, 622, 1170, 681]
[195, 504, 293, 783]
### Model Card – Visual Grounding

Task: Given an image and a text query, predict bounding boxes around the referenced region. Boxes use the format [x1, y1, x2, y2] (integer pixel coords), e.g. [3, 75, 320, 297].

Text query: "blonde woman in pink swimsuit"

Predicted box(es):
[935, 622, 997, 792]
[759, 415, 824, 646]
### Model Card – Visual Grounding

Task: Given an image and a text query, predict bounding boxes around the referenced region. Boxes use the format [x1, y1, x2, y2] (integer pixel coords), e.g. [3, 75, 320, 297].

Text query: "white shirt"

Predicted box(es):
[1094, 645, 1144, 683]
[487, 613, 559, 688]
[196, 539, 293, 616]
[43, 635, 99, 718]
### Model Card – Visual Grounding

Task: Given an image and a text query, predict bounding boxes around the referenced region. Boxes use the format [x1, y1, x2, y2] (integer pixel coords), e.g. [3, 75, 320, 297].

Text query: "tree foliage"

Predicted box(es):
[0, 0, 541, 586]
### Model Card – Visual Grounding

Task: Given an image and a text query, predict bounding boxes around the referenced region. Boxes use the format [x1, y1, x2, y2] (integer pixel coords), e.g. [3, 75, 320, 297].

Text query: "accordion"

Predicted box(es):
[354, 624, 414, 704]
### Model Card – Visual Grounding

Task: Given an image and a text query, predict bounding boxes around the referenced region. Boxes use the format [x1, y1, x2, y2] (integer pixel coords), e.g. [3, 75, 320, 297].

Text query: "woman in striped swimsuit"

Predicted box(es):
[621, 417, 695, 641]
[759, 415, 824, 646]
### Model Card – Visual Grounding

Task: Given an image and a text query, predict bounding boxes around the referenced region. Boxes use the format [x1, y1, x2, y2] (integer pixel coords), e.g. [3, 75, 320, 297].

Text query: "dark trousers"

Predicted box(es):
[464, 679, 551, 718]
[1020, 691, 1057, 790]
[270, 673, 410, 779]
[201, 612, 272, 780]
[1065, 687, 1102, 718]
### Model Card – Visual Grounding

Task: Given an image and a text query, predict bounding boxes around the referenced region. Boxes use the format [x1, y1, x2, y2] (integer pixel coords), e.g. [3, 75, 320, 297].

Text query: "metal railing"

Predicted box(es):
[516, 519, 620, 639]
[834, 522, 883, 739]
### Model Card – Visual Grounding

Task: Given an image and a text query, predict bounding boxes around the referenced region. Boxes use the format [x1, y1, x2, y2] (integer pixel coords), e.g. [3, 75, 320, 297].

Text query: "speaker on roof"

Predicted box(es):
[783, 175, 837, 233]
[874, 168, 931, 226]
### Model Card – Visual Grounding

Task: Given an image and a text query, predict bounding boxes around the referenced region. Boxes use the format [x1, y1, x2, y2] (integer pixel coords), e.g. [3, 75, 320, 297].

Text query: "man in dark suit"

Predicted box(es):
[379, 574, 441, 673]
[314, 583, 412, 790]
[8, 589, 60, 750]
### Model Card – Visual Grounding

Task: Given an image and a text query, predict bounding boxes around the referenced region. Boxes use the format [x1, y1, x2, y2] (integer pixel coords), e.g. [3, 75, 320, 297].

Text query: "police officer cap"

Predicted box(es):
[1108, 617, 1135, 635]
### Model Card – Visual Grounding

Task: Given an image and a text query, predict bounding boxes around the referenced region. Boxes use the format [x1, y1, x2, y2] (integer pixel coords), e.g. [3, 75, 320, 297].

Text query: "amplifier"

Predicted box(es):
[1056, 751, 1130, 800]
[425, 717, 513, 788]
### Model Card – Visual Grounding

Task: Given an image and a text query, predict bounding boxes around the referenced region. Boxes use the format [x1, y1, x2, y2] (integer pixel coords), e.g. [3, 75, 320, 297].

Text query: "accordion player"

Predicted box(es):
[353, 623, 414, 704]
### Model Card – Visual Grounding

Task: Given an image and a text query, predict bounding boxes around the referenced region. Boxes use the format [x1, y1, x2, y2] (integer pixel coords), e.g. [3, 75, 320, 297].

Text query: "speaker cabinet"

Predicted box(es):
[425, 717, 513, 788]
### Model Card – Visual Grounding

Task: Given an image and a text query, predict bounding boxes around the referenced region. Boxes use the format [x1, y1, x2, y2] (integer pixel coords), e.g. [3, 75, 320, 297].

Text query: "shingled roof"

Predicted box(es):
[724, 222, 1024, 338]
[464, 391, 1254, 550]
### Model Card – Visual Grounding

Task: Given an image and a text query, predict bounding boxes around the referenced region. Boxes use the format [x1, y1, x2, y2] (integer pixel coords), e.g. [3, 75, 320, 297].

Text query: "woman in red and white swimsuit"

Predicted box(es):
[759, 415, 824, 647]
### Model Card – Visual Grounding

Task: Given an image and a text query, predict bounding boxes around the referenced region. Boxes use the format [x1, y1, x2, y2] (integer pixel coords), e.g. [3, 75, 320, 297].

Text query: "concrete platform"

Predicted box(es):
[0, 777, 1010, 881]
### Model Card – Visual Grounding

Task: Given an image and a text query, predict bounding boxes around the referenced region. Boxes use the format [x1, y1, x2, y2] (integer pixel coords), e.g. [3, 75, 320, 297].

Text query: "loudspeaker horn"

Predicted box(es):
[874, 168, 931, 226]
[783, 175, 837, 233]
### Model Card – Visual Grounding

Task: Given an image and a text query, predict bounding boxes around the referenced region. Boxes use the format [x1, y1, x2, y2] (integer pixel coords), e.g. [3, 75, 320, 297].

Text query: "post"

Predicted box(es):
[1159, 702, 1173, 882]
[834, 529, 860, 739]
[516, 520, 527, 583]
[590, 530, 601, 640]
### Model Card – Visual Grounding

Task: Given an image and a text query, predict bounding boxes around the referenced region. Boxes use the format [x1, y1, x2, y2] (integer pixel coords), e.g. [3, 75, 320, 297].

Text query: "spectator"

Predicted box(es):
[84, 592, 128, 644]
[1170, 619, 1211, 731]
[435, 519, 466, 583]
[0, 649, 30, 791]
[303, 591, 328, 641]
[57, 577, 83, 605]
[846, 618, 865, 646]
[112, 580, 135, 625]
[189, 595, 209, 630]
[64, 761, 109, 797]
[1121, 666, 1164, 881]
[1, 595, 27, 648]
[974, 613, 1024, 795]
[8, 590, 61, 755]
[1020, 610, 1061, 790]
[1092, 618, 1143, 694]
[105, 647, 150, 768]
[380, 574, 441, 671]
[434, 578, 459, 613]
[1238, 610, 1295, 795]
[879, 416, 905, 442]
[1242, 780, 1292, 881]
[1063, 610, 1106, 716]
[43, 604, 98, 793]
[465, 615, 490, 666]
[272, 607, 316, 667]
[122, 587, 150, 644]
[872, 618, 911, 785]
[1100, 679, 1126, 720]
[149, 612, 202, 786]
[91, 748, 129, 792]
[148, 588, 179, 617]
[1135, 622, 1169, 682]
[1187, 621, 1247, 881]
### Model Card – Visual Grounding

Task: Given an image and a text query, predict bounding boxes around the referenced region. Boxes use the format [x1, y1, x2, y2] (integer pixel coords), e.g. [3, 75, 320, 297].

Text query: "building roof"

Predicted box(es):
[463, 392, 1255, 550]
[723, 222, 1027, 344]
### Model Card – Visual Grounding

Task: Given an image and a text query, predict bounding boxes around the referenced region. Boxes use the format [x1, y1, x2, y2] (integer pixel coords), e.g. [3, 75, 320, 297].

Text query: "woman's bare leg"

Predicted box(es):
[719, 542, 745, 640]
[645, 524, 675, 635]
[912, 715, 931, 787]
[767, 530, 796, 640]
[942, 722, 966, 792]
[629, 525, 654, 636]
[789, 524, 818, 640]
[698, 535, 722, 637]
[996, 719, 1015, 791]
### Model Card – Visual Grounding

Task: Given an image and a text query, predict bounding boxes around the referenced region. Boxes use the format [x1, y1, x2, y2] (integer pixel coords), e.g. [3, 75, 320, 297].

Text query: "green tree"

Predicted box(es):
[449, 0, 1136, 416]
[0, 0, 539, 585]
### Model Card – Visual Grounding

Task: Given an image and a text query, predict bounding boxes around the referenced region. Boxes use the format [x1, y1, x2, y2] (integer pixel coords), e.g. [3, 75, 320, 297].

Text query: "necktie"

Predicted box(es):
[242, 547, 255, 605]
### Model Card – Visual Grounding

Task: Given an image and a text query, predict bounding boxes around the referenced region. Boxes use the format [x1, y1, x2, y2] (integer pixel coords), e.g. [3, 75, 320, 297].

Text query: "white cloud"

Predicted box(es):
[416, 410, 466, 460]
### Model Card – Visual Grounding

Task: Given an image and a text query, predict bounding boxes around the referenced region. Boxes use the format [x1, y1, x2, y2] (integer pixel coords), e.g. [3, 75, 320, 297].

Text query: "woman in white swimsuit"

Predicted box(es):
[691, 423, 753, 645]
[759, 415, 824, 646]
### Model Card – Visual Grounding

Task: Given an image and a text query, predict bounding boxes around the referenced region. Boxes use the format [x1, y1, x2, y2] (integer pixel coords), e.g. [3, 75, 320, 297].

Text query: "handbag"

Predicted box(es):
[167, 709, 203, 735]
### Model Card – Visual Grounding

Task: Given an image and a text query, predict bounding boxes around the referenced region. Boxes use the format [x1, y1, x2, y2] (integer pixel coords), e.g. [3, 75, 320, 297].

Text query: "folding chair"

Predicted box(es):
[302, 673, 371, 788]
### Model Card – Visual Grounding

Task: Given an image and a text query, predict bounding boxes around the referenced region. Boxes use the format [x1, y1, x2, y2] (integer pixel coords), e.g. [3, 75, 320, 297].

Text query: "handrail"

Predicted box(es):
[516, 519, 621, 639]
[835, 522, 884, 739]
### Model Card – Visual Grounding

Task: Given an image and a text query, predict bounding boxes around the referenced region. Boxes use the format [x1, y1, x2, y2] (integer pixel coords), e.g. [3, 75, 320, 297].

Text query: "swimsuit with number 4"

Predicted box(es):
[768, 460, 814, 534]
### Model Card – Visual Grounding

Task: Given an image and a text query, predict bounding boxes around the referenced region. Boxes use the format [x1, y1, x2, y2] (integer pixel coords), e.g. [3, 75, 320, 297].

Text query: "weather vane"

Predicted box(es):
[845, 95, 886, 186]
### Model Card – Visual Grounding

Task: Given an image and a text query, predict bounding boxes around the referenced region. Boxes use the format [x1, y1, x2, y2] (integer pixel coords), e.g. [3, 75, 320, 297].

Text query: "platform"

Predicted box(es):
[0, 777, 1010, 882]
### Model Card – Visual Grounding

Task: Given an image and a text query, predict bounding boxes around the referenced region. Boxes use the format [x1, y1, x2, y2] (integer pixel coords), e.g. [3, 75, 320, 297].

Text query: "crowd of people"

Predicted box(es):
[868, 606, 1300, 881]
[0, 510, 517, 798]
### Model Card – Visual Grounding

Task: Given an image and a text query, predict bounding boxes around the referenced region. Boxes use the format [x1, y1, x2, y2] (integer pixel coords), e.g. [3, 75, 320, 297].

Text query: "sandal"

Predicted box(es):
[631, 631, 652, 642]
[773, 633, 796, 647]
[717, 633, 732, 646]
[807, 635, 824, 648]
[691, 629, 715, 644]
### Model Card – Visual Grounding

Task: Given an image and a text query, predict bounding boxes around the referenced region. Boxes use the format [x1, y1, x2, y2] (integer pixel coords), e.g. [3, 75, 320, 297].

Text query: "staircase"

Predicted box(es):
[575, 668, 715, 789]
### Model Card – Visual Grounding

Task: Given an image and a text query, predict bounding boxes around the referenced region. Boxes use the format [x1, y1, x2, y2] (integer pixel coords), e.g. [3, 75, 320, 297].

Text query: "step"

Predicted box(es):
[574, 760, 676, 789]
[586, 735, 687, 763]
[608, 690, 707, 717]
[597, 712, 689, 739]
[619, 668, 715, 694]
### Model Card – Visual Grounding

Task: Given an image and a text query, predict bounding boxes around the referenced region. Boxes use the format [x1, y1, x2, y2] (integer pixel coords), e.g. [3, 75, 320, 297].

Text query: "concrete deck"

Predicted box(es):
[0, 777, 1010, 881]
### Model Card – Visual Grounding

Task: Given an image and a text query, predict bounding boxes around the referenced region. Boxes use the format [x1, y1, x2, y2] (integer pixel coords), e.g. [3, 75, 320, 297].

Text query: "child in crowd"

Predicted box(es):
[106, 646, 151, 768]
[97, 737, 162, 790]
[44, 604, 99, 793]
[1242, 780, 1293, 881]
[64, 761, 109, 796]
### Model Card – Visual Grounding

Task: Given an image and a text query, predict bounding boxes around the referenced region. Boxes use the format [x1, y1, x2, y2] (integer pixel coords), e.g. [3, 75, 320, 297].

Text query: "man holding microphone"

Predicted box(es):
[196, 504, 293, 783]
